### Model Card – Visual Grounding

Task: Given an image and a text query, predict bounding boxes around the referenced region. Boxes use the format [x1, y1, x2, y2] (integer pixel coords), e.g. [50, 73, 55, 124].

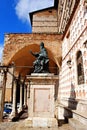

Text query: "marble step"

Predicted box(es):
[69, 118, 87, 130]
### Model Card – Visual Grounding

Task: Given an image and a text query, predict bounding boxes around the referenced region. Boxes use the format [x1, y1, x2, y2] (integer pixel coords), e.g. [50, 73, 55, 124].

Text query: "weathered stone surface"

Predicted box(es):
[26, 74, 58, 127]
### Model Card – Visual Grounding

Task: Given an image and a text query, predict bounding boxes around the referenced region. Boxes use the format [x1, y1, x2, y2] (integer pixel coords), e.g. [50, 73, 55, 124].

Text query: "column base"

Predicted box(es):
[23, 104, 27, 109]
[18, 107, 23, 113]
[9, 110, 18, 121]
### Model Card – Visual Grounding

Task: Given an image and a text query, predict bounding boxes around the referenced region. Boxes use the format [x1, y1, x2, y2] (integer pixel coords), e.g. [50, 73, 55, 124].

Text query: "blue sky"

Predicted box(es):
[0, 0, 54, 61]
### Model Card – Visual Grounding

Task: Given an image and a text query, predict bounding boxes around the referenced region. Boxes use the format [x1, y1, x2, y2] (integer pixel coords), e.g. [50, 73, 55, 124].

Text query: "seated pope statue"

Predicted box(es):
[30, 42, 49, 73]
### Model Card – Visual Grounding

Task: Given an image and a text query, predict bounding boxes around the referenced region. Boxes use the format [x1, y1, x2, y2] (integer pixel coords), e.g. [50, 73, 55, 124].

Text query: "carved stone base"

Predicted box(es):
[25, 117, 58, 127]
[26, 73, 58, 127]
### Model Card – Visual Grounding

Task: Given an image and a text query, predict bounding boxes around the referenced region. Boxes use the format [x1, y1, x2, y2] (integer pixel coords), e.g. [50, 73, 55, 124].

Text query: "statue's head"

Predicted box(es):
[40, 42, 44, 48]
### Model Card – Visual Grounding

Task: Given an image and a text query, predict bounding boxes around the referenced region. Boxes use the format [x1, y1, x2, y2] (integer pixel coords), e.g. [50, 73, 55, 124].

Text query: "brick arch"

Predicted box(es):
[3, 33, 62, 76]
[5, 44, 58, 76]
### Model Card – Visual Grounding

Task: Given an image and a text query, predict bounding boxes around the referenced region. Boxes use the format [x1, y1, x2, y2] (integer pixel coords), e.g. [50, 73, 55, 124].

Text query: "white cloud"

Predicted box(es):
[0, 45, 4, 62]
[29, 0, 54, 12]
[15, 0, 54, 23]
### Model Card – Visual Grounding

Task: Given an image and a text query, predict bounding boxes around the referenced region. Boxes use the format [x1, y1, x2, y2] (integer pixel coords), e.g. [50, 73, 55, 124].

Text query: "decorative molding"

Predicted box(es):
[84, 0, 87, 8]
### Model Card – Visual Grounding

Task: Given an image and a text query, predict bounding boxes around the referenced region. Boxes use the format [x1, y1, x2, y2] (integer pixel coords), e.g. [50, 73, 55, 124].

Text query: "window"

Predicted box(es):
[76, 51, 84, 85]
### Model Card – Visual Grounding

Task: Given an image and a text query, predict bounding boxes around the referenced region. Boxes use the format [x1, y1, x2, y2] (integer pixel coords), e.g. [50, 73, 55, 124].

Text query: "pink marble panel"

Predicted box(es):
[34, 88, 50, 112]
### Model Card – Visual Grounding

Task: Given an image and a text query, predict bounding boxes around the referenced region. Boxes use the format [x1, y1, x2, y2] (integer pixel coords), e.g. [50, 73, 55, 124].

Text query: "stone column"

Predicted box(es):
[27, 82, 30, 106]
[10, 79, 17, 118]
[26, 82, 30, 117]
[18, 84, 23, 112]
[24, 85, 27, 108]
[0, 69, 7, 121]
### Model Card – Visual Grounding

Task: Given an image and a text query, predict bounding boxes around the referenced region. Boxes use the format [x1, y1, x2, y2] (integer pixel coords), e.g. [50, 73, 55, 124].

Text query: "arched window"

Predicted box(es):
[76, 51, 84, 85]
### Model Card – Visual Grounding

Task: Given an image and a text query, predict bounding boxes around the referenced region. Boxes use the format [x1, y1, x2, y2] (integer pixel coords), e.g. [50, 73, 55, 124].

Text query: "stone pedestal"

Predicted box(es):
[26, 73, 58, 127]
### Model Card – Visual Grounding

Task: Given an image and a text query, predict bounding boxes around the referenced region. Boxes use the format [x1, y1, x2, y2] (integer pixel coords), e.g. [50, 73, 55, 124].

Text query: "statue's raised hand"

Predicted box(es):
[29, 50, 33, 55]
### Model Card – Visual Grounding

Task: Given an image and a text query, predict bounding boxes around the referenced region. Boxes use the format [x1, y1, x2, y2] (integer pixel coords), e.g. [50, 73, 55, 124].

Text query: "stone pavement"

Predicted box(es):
[0, 121, 74, 130]
[1, 109, 74, 130]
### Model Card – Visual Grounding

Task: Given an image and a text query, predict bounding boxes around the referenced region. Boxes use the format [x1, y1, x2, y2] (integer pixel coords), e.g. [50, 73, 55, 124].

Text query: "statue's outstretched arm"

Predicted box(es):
[29, 50, 39, 57]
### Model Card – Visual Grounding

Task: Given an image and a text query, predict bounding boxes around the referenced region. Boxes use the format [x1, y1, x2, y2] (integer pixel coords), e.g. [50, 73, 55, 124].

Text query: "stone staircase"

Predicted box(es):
[69, 118, 87, 130]
[57, 102, 87, 130]
[68, 108, 87, 130]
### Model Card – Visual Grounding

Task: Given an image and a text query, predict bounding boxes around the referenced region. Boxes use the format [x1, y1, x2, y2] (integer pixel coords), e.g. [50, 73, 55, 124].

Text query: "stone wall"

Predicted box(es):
[58, 0, 87, 120]
[59, 0, 87, 101]
[57, 0, 79, 33]
[5, 68, 13, 102]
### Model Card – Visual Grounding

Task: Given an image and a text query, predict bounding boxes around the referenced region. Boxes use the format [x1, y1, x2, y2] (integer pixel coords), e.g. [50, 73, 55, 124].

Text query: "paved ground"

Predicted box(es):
[0, 122, 75, 130]
[1, 109, 74, 130]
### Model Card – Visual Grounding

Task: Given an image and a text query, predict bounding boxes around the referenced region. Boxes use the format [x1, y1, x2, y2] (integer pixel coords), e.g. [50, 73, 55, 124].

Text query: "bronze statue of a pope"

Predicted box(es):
[30, 42, 49, 73]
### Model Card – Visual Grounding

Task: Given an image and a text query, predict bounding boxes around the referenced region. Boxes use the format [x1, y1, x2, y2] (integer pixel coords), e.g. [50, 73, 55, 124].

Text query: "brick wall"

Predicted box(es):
[3, 33, 62, 66]
[32, 9, 58, 33]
